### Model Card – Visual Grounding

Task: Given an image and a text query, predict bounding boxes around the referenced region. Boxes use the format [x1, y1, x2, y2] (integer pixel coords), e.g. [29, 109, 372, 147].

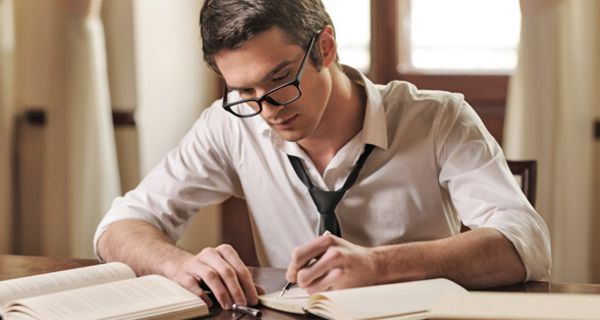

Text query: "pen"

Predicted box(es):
[279, 231, 330, 297]
[232, 304, 262, 318]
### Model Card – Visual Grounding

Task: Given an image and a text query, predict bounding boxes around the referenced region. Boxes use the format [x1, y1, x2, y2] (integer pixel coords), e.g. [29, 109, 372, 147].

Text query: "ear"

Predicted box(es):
[318, 25, 337, 68]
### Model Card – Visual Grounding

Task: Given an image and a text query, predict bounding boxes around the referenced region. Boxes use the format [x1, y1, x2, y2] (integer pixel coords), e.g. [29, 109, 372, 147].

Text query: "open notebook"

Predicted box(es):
[260, 277, 600, 320]
[259, 278, 467, 320]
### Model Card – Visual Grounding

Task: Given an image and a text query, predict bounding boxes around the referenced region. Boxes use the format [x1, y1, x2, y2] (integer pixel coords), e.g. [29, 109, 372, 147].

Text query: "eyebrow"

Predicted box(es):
[226, 59, 295, 91]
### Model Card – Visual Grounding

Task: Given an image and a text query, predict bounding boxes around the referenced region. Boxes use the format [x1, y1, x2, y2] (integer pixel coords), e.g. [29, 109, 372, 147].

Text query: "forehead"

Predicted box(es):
[214, 28, 303, 88]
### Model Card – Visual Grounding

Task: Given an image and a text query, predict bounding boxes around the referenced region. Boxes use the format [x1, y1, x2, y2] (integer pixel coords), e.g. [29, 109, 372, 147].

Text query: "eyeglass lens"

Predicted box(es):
[229, 84, 301, 117]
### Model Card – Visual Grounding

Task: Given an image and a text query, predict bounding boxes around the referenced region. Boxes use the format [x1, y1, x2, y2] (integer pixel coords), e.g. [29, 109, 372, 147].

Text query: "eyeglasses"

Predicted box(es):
[221, 32, 320, 118]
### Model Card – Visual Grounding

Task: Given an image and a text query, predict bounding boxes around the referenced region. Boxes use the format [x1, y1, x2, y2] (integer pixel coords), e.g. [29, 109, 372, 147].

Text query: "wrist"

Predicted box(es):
[372, 242, 436, 284]
[160, 249, 193, 279]
[370, 246, 389, 284]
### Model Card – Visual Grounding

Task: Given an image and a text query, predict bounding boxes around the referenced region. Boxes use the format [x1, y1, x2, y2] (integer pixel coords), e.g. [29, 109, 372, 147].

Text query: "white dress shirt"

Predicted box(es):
[94, 66, 551, 281]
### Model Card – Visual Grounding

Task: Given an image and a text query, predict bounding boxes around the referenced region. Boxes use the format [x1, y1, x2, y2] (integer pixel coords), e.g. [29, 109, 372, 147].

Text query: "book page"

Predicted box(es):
[308, 278, 468, 320]
[429, 292, 600, 320]
[0, 262, 135, 308]
[259, 287, 309, 314]
[2, 275, 208, 320]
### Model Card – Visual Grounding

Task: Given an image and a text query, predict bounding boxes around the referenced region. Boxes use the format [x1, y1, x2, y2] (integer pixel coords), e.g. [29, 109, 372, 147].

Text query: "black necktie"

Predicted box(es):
[287, 144, 375, 237]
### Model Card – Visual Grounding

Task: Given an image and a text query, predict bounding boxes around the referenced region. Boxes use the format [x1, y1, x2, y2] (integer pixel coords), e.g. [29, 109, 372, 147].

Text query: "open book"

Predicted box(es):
[259, 278, 468, 320]
[0, 262, 209, 320]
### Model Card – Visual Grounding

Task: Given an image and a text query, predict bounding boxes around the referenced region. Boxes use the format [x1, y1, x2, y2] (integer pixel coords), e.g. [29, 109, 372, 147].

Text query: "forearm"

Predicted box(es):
[97, 219, 193, 277]
[374, 228, 526, 289]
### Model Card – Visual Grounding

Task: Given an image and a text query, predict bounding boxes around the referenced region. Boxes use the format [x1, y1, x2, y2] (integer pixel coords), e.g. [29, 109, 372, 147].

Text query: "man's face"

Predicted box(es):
[214, 28, 332, 142]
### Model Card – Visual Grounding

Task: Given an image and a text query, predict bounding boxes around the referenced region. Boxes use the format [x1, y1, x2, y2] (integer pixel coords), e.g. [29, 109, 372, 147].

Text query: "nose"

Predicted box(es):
[260, 99, 282, 119]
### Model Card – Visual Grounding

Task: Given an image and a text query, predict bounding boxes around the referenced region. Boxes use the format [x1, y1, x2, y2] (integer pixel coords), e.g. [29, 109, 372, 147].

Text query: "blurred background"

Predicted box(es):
[0, 0, 598, 283]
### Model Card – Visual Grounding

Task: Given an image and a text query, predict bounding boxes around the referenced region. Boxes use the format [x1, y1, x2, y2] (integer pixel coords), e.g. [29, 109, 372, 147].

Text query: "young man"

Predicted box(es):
[94, 0, 551, 310]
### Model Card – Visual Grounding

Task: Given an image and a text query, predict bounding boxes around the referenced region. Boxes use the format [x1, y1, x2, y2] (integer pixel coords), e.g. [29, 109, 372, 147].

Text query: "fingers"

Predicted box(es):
[195, 263, 233, 309]
[304, 267, 344, 294]
[255, 284, 266, 295]
[183, 273, 213, 308]
[296, 243, 345, 287]
[286, 233, 338, 282]
[216, 244, 260, 305]
[194, 244, 259, 309]
[286, 235, 379, 294]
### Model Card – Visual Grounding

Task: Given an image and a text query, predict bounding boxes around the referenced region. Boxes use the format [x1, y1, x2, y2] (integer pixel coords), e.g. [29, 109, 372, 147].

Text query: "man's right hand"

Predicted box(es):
[98, 221, 262, 310]
[163, 244, 261, 309]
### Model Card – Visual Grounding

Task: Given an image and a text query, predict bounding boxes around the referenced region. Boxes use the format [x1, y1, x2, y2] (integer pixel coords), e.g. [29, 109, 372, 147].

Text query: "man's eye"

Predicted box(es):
[239, 89, 254, 97]
[272, 71, 291, 83]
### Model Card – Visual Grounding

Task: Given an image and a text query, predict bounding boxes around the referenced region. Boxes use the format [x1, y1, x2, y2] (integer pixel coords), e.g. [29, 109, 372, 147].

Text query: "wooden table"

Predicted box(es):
[1, 254, 599, 319]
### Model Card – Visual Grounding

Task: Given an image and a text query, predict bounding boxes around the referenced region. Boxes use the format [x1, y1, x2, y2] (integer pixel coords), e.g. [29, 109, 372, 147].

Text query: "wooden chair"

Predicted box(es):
[506, 159, 537, 207]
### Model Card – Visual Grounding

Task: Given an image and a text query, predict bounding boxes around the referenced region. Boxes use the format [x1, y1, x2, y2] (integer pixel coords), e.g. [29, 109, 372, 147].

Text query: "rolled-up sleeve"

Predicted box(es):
[93, 104, 243, 258]
[435, 98, 551, 281]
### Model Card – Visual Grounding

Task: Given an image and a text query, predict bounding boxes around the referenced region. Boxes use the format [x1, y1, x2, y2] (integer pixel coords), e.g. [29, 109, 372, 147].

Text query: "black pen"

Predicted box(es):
[232, 304, 262, 318]
[279, 231, 330, 297]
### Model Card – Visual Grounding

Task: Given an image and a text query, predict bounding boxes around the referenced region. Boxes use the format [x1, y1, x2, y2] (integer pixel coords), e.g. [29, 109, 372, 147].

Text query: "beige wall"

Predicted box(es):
[592, 6, 600, 281]
[134, 0, 217, 174]
[13, 0, 71, 256]
[102, 0, 223, 252]
[132, 0, 221, 251]
[102, 0, 140, 192]
[6, 0, 221, 257]
[594, 141, 600, 282]
[0, 0, 16, 253]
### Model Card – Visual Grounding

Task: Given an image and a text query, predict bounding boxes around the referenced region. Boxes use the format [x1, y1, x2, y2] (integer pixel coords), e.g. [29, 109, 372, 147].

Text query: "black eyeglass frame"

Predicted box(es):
[221, 31, 320, 118]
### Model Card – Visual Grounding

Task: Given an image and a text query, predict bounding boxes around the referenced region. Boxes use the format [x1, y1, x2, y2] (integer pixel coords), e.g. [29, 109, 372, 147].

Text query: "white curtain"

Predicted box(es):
[505, 0, 600, 282]
[64, 0, 121, 258]
[0, 0, 16, 253]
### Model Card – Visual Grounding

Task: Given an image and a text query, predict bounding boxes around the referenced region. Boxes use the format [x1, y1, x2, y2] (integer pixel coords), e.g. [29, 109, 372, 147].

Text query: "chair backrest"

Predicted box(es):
[506, 160, 537, 207]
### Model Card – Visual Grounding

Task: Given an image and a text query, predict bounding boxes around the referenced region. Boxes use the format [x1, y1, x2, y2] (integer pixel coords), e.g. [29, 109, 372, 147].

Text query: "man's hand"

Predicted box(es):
[163, 244, 263, 309]
[285, 234, 382, 294]
[98, 220, 264, 310]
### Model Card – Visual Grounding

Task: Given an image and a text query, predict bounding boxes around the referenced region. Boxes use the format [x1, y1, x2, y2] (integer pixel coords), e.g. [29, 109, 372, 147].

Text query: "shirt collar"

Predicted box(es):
[257, 65, 389, 153]
[343, 65, 388, 151]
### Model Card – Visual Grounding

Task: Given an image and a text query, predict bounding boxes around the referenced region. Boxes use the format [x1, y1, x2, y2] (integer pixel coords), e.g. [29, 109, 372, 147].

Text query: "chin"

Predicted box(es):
[275, 130, 306, 142]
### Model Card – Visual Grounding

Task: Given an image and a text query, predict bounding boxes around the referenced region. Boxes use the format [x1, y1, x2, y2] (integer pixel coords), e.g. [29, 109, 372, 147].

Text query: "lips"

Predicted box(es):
[270, 114, 298, 130]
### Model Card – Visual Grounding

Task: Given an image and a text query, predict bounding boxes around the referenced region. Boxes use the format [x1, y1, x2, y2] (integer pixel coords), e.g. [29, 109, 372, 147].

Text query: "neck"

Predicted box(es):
[298, 66, 366, 173]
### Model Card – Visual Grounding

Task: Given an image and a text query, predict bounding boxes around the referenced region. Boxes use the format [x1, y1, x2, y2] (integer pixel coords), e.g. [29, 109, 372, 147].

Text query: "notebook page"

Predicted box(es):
[309, 278, 467, 320]
[259, 287, 309, 314]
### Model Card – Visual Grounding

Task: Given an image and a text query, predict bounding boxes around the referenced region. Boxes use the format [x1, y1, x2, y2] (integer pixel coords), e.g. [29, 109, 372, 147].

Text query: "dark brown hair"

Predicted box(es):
[200, 0, 337, 73]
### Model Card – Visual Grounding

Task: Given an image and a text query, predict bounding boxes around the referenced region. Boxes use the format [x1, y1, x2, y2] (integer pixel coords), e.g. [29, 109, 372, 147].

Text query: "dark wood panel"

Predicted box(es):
[398, 74, 509, 102]
[112, 110, 136, 127]
[21, 109, 136, 127]
[471, 103, 506, 145]
[369, 0, 399, 83]
[23, 109, 46, 126]
[13, 116, 45, 254]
